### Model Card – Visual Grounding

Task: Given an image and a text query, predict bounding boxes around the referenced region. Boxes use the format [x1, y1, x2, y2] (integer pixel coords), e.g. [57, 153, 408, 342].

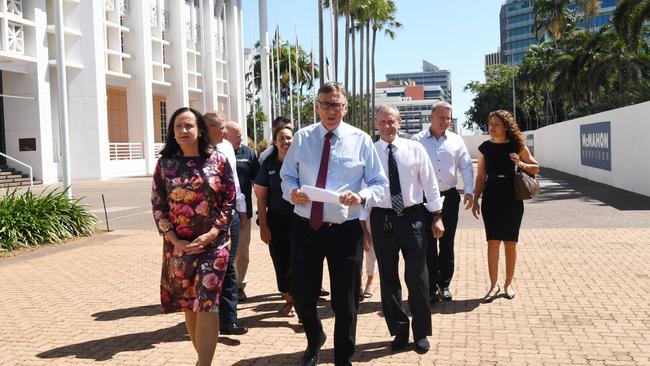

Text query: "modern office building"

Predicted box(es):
[0, 0, 247, 184]
[374, 81, 459, 137]
[385, 60, 452, 104]
[500, 0, 619, 65]
[485, 50, 501, 68]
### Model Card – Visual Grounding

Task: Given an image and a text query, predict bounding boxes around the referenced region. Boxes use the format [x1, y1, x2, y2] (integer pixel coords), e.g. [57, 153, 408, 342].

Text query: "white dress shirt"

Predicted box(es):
[411, 128, 474, 195]
[367, 136, 444, 215]
[215, 140, 246, 213]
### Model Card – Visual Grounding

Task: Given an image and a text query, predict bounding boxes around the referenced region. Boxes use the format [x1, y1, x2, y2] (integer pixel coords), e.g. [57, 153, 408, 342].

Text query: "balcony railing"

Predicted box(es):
[109, 142, 143, 160]
[154, 143, 164, 156]
[7, 0, 23, 16]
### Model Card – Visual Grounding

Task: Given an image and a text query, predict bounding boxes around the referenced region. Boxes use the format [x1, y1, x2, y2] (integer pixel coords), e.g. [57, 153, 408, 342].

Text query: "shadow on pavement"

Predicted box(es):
[37, 322, 188, 361]
[92, 304, 160, 321]
[430, 298, 482, 314]
[537, 168, 650, 210]
[231, 340, 400, 365]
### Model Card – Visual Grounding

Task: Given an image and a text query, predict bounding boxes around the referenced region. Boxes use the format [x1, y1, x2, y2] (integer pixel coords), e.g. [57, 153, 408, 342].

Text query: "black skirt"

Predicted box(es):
[480, 177, 524, 242]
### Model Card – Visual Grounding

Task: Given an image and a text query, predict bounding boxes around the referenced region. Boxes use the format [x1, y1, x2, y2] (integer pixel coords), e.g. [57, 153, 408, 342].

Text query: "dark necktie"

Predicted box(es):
[309, 131, 334, 230]
[388, 143, 404, 213]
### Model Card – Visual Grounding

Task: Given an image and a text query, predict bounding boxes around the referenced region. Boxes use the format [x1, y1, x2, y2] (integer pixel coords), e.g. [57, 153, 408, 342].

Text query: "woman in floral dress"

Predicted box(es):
[152, 107, 236, 366]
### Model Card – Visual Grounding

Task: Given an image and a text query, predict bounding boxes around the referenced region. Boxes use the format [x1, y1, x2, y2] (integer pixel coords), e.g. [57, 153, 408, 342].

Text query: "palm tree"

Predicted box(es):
[250, 40, 319, 104]
[614, 0, 650, 51]
[577, 0, 602, 32]
[369, 0, 400, 124]
[534, 0, 575, 41]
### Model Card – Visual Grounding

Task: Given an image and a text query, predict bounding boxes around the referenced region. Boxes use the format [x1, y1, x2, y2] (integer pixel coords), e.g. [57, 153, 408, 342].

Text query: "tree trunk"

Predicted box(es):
[333, 1, 339, 82]
[351, 15, 356, 125]
[365, 19, 370, 135]
[318, 0, 325, 85]
[371, 26, 377, 133]
[359, 21, 364, 130]
[345, 12, 350, 91]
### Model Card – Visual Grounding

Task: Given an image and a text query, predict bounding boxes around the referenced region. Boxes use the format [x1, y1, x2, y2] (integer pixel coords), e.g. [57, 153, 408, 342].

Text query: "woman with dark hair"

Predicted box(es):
[472, 110, 540, 303]
[254, 125, 296, 317]
[152, 107, 236, 365]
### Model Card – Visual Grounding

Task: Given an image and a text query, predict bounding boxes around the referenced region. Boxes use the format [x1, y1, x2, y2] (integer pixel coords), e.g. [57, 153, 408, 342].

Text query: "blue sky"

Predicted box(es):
[242, 0, 505, 134]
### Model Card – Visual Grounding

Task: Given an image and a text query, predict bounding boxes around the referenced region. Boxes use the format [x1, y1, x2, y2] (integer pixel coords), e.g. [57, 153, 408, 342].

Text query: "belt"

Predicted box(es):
[296, 215, 340, 228]
[374, 204, 423, 217]
[488, 174, 511, 179]
[440, 187, 457, 194]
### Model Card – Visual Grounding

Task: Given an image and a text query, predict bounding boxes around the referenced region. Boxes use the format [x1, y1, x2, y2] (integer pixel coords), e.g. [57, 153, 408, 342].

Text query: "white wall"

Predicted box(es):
[462, 134, 489, 159]
[462, 102, 650, 197]
[533, 101, 650, 197]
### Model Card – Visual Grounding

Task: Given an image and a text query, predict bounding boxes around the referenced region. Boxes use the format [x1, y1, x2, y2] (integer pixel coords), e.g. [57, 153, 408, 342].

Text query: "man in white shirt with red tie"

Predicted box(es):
[364, 104, 445, 353]
[412, 101, 474, 303]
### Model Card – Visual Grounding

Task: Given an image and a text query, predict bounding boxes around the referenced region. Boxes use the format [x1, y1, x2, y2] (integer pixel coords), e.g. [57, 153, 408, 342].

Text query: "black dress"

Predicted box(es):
[478, 140, 524, 242]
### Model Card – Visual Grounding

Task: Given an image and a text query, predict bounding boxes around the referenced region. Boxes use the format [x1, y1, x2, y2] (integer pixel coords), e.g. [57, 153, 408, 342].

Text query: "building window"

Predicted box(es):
[160, 100, 167, 142]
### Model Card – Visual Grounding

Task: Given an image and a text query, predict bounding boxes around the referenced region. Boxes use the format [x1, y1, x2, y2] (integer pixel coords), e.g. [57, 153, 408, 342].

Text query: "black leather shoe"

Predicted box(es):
[220, 322, 249, 335]
[390, 335, 408, 351]
[415, 337, 430, 353]
[438, 287, 452, 301]
[237, 288, 248, 302]
[319, 288, 330, 296]
[303, 332, 326, 366]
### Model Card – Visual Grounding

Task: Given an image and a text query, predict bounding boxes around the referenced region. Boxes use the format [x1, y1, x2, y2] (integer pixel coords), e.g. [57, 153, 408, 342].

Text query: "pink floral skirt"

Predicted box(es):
[160, 240, 229, 313]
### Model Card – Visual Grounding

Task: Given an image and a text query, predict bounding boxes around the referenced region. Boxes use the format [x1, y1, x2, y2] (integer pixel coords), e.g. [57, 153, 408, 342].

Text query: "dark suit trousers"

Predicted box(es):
[426, 188, 461, 294]
[290, 216, 363, 366]
[220, 211, 240, 325]
[370, 205, 431, 340]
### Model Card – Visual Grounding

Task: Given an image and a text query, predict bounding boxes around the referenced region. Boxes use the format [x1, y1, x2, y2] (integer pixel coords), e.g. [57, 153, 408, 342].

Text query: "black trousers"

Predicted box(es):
[290, 216, 363, 366]
[268, 211, 293, 293]
[219, 212, 240, 325]
[425, 188, 461, 295]
[370, 205, 431, 340]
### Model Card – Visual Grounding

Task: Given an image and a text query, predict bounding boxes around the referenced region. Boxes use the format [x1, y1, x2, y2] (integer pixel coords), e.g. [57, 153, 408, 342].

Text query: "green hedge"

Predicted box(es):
[0, 188, 99, 252]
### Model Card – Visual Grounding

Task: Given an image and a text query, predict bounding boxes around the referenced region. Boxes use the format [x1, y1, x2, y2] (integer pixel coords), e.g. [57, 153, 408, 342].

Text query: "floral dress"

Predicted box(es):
[152, 151, 236, 313]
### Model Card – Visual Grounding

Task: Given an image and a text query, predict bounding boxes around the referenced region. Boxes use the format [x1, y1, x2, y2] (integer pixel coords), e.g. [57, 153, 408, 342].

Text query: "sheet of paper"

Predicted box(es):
[301, 185, 342, 205]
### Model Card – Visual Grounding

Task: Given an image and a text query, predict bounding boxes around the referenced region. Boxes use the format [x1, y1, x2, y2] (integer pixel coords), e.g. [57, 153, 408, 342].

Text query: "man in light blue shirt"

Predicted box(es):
[280, 81, 388, 366]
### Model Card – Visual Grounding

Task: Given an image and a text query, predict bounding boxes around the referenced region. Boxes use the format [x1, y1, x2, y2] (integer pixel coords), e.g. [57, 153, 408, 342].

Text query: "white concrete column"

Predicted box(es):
[202, 0, 218, 112]
[126, 0, 156, 174]
[258, 0, 272, 140]
[236, 0, 247, 143]
[167, 0, 189, 113]
[64, 0, 109, 180]
[225, 0, 244, 126]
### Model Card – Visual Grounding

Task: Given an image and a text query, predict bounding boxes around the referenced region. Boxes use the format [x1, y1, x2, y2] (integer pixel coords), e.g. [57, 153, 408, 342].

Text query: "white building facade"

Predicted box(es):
[0, 0, 247, 183]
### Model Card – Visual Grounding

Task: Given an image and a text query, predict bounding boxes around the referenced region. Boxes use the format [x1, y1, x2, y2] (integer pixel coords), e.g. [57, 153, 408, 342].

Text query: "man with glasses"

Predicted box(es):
[281, 82, 388, 366]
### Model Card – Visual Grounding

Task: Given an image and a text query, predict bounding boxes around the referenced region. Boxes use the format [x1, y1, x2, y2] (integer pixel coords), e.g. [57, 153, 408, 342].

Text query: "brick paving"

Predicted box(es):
[2, 223, 649, 365]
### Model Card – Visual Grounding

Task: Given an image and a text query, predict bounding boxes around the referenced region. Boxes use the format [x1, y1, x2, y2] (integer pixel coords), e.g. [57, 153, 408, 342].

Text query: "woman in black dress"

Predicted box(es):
[254, 126, 296, 316]
[472, 110, 539, 302]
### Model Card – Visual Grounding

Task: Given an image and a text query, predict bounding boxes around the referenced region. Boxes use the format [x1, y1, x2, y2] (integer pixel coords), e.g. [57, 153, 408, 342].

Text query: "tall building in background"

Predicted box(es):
[0, 0, 247, 184]
[500, 0, 541, 65]
[385, 60, 452, 104]
[500, 0, 619, 65]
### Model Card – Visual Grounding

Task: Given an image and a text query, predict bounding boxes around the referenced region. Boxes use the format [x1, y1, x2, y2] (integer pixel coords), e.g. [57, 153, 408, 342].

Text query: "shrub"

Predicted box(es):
[0, 188, 99, 252]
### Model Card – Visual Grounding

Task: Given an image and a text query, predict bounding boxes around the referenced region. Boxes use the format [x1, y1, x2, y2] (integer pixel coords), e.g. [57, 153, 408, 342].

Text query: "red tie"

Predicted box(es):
[309, 131, 334, 230]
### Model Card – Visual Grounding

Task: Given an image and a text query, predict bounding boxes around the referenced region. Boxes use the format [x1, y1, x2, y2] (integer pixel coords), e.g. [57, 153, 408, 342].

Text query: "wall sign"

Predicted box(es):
[580, 121, 611, 171]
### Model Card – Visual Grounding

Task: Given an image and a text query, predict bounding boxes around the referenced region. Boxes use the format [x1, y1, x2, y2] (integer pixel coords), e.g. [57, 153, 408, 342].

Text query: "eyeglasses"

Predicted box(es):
[317, 100, 346, 111]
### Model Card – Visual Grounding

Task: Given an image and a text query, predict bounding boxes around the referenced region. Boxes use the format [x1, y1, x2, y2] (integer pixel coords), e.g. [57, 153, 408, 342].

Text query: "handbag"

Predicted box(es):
[513, 166, 540, 200]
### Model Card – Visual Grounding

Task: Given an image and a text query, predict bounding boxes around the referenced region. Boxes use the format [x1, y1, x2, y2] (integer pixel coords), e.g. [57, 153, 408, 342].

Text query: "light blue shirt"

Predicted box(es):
[411, 128, 474, 195]
[280, 121, 388, 224]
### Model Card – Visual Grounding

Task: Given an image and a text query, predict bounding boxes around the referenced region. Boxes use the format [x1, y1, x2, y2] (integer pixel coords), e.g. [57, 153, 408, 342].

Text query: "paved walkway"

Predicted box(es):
[1, 172, 650, 365]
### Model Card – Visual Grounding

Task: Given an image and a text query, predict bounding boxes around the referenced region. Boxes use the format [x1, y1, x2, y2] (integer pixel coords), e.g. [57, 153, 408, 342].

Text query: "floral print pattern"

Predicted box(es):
[152, 151, 236, 313]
